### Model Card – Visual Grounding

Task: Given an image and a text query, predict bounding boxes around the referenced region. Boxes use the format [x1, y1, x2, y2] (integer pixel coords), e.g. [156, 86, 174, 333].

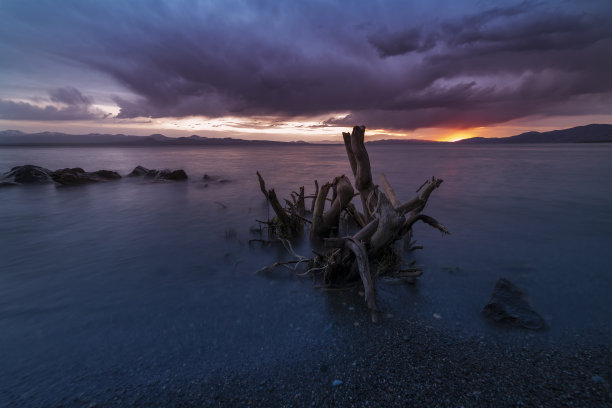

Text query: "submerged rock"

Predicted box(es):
[202, 174, 230, 183]
[128, 165, 188, 181]
[91, 170, 122, 180]
[1, 165, 53, 185]
[482, 278, 545, 330]
[51, 168, 121, 185]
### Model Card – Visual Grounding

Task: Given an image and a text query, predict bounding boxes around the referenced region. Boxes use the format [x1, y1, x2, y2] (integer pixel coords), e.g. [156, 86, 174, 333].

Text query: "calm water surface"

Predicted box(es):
[1, 144, 611, 403]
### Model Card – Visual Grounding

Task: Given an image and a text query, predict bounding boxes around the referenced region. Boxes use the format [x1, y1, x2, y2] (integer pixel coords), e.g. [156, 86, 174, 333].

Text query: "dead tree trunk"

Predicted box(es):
[343, 126, 377, 222]
[255, 126, 449, 323]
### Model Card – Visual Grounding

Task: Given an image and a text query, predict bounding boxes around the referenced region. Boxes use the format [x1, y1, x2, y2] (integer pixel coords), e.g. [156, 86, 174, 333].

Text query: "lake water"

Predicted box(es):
[1, 144, 611, 403]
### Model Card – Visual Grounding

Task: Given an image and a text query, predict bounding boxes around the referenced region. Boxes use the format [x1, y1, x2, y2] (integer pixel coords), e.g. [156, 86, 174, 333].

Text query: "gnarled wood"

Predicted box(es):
[345, 237, 379, 323]
[346, 202, 367, 228]
[322, 176, 354, 233]
[343, 126, 377, 221]
[402, 213, 450, 236]
[369, 191, 406, 255]
[297, 186, 305, 217]
[310, 176, 354, 239]
[257, 171, 292, 228]
[380, 173, 401, 208]
[353, 217, 380, 243]
[326, 236, 379, 323]
[310, 182, 332, 240]
[255, 126, 448, 323]
[311, 180, 319, 213]
[397, 176, 443, 215]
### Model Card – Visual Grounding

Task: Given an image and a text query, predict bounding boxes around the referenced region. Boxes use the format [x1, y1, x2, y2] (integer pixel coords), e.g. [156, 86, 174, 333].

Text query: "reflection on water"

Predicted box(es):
[1, 144, 611, 400]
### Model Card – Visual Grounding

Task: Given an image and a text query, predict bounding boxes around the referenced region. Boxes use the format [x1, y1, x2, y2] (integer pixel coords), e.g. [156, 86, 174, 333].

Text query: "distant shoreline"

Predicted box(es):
[1, 141, 612, 148]
[0, 142, 338, 147]
[1, 123, 611, 146]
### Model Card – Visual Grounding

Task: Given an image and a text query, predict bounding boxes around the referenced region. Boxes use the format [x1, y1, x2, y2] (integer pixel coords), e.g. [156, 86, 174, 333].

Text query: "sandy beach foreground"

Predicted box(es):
[194, 333, 610, 408]
[5, 311, 609, 408]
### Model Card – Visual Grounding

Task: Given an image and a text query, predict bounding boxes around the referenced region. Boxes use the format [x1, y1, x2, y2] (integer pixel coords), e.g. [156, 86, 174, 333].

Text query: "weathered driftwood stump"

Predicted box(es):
[254, 126, 448, 323]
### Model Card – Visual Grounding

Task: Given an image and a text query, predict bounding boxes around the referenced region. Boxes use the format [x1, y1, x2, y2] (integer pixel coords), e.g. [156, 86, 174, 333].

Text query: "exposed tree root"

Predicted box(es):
[254, 126, 449, 323]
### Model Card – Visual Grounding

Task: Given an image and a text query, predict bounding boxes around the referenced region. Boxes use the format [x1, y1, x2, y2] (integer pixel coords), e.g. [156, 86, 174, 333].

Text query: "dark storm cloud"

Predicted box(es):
[440, 7, 612, 56]
[367, 28, 436, 57]
[1, 0, 611, 130]
[49, 87, 92, 106]
[0, 87, 106, 120]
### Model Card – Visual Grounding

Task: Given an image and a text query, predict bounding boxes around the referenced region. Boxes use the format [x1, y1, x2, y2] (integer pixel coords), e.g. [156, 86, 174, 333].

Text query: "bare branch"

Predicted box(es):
[345, 236, 380, 323]
[310, 182, 331, 240]
[257, 171, 292, 227]
[380, 173, 401, 208]
[402, 213, 450, 235]
[397, 177, 443, 215]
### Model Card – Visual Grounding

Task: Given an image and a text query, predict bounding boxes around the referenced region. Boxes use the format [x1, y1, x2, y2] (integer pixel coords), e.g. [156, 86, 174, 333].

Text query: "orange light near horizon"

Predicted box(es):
[440, 131, 475, 142]
[368, 129, 410, 138]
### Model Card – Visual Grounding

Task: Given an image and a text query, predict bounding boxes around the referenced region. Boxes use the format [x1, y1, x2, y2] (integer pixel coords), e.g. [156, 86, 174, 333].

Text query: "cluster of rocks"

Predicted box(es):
[0, 164, 190, 187]
[128, 165, 188, 181]
[51, 168, 121, 185]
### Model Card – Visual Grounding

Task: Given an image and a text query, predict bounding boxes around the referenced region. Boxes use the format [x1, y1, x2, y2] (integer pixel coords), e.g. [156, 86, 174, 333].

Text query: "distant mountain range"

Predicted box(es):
[0, 124, 611, 146]
[455, 124, 612, 144]
[368, 124, 612, 145]
[0, 130, 307, 146]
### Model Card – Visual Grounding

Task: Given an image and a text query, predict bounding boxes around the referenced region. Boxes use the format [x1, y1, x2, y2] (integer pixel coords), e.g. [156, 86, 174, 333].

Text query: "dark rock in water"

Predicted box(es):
[128, 165, 188, 181]
[159, 169, 187, 180]
[482, 278, 546, 330]
[203, 174, 211, 180]
[1, 165, 53, 185]
[51, 168, 86, 185]
[128, 165, 151, 177]
[1, 165, 119, 187]
[91, 169, 121, 180]
[51, 168, 121, 185]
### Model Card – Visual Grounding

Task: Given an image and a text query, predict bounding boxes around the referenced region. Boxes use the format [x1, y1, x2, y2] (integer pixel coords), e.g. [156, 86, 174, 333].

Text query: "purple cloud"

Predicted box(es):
[1, 0, 611, 130]
[367, 28, 436, 57]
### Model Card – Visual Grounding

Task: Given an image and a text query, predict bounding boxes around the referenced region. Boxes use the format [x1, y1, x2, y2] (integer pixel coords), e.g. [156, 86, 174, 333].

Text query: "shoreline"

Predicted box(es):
[200, 322, 611, 408]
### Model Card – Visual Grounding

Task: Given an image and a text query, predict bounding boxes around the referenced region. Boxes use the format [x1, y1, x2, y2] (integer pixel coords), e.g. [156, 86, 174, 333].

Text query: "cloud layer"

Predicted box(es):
[1, 0, 611, 130]
[0, 87, 107, 121]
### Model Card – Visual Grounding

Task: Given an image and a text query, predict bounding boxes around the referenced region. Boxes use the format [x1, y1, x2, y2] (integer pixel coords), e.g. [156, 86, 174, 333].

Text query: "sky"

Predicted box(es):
[1, 0, 611, 142]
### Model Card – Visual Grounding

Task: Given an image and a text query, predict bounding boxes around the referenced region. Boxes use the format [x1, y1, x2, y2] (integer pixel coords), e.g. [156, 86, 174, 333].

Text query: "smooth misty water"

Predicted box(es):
[1, 144, 611, 403]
